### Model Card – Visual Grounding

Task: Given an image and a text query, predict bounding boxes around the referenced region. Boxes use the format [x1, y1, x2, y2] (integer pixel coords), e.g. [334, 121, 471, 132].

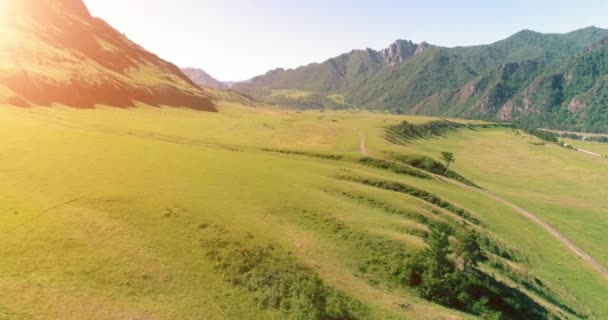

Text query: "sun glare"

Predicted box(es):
[0, 0, 10, 18]
[0, 0, 17, 45]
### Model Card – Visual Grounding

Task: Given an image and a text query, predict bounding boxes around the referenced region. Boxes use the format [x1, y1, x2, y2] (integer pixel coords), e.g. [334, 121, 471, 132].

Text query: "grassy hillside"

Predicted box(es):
[0, 101, 606, 319]
[0, 0, 214, 110]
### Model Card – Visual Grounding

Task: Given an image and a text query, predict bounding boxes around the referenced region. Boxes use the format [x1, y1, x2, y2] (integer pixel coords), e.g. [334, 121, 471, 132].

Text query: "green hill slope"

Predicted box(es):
[0, 102, 606, 319]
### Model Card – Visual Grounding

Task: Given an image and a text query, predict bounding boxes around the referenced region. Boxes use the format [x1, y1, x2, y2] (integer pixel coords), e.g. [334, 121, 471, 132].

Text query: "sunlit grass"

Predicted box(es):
[0, 103, 605, 318]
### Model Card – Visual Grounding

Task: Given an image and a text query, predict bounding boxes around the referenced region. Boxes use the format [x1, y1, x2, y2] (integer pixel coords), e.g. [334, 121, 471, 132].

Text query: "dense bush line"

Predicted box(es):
[386, 120, 464, 143]
[200, 223, 369, 319]
[519, 126, 559, 143]
[262, 148, 344, 160]
[358, 157, 432, 180]
[338, 190, 521, 262]
[297, 206, 549, 319]
[337, 191, 431, 225]
[389, 153, 480, 188]
[401, 224, 549, 319]
[339, 175, 481, 225]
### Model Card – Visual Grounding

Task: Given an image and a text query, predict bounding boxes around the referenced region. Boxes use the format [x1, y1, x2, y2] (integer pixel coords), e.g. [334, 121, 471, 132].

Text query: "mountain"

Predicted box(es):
[234, 27, 608, 129]
[0, 0, 215, 111]
[235, 40, 430, 97]
[412, 31, 608, 131]
[181, 67, 228, 89]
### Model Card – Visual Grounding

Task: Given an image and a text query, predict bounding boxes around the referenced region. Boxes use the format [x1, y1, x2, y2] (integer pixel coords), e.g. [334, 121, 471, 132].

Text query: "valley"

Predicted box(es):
[1, 1, 607, 319]
[0, 100, 606, 319]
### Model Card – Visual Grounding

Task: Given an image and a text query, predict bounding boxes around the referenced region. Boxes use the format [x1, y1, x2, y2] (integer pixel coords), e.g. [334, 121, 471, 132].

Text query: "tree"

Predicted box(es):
[457, 231, 485, 273]
[440, 152, 456, 170]
[425, 223, 454, 278]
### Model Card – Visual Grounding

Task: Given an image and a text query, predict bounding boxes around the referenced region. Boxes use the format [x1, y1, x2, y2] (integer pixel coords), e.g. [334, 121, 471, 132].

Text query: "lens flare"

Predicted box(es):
[0, 0, 12, 19]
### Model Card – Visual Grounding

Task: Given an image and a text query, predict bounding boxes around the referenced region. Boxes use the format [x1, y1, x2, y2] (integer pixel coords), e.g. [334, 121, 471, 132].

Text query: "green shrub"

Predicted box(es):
[386, 120, 464, 143]
[200, 224, 368, 319]
[358, 157, 432, 179]
[339, 175, 481, 225]
[404, 225, 549, 319]
[262, 148, 344, 160]
[389, 153, 481, 188]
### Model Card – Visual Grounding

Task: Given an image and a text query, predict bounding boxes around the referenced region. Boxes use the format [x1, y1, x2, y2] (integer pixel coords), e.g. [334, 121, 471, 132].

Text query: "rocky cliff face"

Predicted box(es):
[0, 0, 215, 110]
[380, 40, 431, 65]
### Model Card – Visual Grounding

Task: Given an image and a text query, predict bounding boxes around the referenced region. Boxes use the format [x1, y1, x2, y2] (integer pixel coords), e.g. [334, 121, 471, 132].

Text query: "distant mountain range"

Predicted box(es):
[0, 0, 215, 111]
[234, 27, 608, 131]
[181, 68, 237, 90]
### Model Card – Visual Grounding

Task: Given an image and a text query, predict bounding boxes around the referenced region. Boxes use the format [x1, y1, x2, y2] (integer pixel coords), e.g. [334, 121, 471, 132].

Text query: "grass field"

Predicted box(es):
[562, 138, 608, 157]
[0, 102, 606, 319]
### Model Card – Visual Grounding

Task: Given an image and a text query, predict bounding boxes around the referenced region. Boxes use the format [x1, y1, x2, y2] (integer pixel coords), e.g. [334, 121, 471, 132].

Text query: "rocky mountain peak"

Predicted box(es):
[380, 40, 430, 66]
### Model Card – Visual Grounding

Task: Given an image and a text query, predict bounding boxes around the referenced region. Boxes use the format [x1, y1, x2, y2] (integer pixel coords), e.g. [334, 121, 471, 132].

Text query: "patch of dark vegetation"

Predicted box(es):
[291, 209, 414, 285]
[528, 141, 546, 146]
[488, 258, 588, 319]
[587, 136, 608, 143]
[547, 131, 608, 144]
[521, 127, 559, 143]
[358, 157, 432, 180]
[337, 190, 522, 263]
[199, 222, 369, 319]
[476, 233, 524, 263]
[389, 153, 481, 188]
[385, 120, 465, 144]
[338, 175, 481, 225]
[385, 120, 503, 144]
[262, 148, 344, 160]
[293, 208, 550, 319]
[337, 191, 430, 225]
[402, 224, 549, 319]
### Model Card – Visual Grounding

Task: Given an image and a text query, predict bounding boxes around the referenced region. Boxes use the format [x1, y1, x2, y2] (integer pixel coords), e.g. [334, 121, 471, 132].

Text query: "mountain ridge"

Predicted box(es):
[181, 67, 231, 90]
[234, 27, 608, 130]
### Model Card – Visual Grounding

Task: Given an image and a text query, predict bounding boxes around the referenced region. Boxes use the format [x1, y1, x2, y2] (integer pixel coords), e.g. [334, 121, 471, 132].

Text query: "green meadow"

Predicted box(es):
[0, 101, 606, 319]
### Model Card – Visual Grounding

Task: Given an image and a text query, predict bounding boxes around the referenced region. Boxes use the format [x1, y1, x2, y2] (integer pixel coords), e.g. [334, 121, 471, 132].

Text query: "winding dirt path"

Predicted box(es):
[469, 185, 608, 280]
[437, 175, 608, 280]
[577, 148, 602, 157]
[359, 136, 608, 280]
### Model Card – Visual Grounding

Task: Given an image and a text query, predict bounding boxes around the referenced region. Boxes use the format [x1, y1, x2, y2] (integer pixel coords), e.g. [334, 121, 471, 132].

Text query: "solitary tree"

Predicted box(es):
[440, 152, 455, 170]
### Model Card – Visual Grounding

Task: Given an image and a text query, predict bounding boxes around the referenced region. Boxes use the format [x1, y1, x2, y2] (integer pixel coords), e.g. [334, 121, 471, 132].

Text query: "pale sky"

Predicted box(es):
[84, 0, 608, 81]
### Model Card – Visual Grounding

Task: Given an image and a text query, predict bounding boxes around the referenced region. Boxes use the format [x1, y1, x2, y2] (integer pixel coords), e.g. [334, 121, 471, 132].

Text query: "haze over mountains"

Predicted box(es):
[180, 68, 234, 90]
[1, 0, 607, 131]
[234, 27, 608, 131]
[0, 0, 215, 110]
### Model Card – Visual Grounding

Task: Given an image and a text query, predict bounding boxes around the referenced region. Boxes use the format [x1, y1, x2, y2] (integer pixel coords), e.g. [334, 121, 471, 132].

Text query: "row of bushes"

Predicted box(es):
[199, 223, 368, 319]
[358, 157, 432, 180]
[554, 132, 608, 144]
[261, 148, 344, 160]
[401, 224, 549, 319]
[388, 120, 464, 141]
[389, 153, 480, 188]
[339, 175, 481, 225]
[520, 127, 559, 143]
[296, 205, 549, 319]
[337, 190, 521, 262]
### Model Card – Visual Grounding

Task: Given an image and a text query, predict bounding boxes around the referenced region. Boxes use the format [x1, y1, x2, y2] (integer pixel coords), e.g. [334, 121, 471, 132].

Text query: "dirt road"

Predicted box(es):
[439, 176, 608, 280]
[359, 136, 608, 280]
[577, 148, 602, 157]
